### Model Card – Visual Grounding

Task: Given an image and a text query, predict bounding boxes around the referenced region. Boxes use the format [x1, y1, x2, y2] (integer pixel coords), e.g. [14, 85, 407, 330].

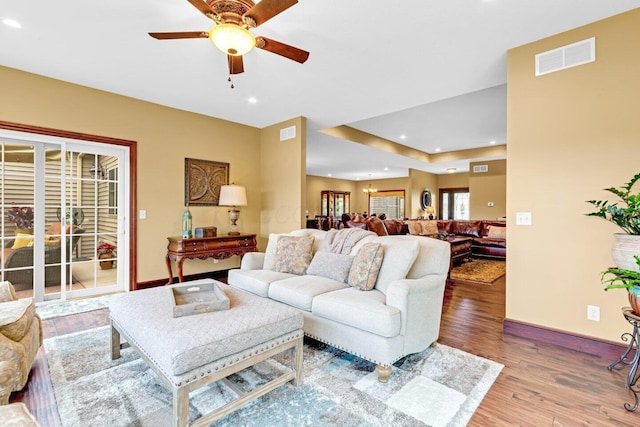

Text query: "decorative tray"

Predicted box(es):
[170, 282, 230, 318]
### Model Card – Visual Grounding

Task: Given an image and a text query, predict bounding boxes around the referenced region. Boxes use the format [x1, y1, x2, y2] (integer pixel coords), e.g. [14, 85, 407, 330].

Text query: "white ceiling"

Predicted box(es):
[2, 1, 639, 180]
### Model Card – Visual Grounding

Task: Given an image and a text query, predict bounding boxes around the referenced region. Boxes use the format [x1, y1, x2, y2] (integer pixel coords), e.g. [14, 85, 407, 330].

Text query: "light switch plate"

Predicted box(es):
[139, 210, 146, 219]
[515, 212, 532, 225]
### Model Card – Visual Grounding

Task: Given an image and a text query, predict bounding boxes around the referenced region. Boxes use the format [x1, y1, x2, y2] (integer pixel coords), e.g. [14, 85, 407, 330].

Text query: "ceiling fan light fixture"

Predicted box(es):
[209, 24, 256, 56]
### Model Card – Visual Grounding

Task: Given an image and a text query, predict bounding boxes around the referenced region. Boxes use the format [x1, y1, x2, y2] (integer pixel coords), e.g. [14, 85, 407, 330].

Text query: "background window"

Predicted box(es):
[369, 190, 405, 219]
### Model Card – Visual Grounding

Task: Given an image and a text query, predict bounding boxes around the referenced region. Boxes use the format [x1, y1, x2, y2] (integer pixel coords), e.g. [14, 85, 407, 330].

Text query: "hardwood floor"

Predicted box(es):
[11, 274, 640, 426]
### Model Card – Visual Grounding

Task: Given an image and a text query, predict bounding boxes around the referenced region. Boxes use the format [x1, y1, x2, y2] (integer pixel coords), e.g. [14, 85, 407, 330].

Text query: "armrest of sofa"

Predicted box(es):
[385, 274, 447, 353]
[240, 252, 266, 270]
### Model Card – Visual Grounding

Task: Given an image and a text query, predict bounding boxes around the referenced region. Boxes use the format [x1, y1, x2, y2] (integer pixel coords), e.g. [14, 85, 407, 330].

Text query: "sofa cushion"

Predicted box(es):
[227, 269, 296, 297]
[450, 220, 482, 237]
[372, 237, 420, 294]
[273, 235, 315, 275]
[0, 298, 35, 342]
[383, 220, 407, 235]
[348, 243, 384, 291]
[307, 251, 354, 283]
[311, 287, 402, 337]
[487, 225, 506, 239]
[269, 275, 349, 311]
[473, 237, 507, 248]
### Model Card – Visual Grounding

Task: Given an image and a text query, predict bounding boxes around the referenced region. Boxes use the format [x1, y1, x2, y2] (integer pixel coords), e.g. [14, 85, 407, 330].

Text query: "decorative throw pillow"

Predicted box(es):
[407, 221, 422, 235]
[12, 233, 33, 249]
[273, 235, 315, 275]
[348, 242, 384, 291]
[307, 251, 354, 283]
[421, 221, 439, 235]
[487, 225, 506, 239]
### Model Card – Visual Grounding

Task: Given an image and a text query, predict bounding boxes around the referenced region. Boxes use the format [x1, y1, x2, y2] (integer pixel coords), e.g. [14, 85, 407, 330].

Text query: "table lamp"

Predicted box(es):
[426, 206, 435, 220]
[218, 184, 247, 235]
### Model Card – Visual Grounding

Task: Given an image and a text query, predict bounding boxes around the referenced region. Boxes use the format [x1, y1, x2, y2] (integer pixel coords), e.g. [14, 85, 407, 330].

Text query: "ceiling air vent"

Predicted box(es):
[535, 37, 595, 76]
[473, 165, 489, 173]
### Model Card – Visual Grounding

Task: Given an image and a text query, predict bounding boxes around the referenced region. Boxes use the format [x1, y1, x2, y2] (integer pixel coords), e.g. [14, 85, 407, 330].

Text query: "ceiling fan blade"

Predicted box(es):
[256, 36, 309, 64]
[149, 31, 209, 40]
[186, 0, 217, 19]
[245, 0, 298, 27]
[228, 55, 244, 74]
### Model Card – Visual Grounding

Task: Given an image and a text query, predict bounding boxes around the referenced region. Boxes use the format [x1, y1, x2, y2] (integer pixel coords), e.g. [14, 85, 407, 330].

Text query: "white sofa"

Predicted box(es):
[227, 228, 450, 382]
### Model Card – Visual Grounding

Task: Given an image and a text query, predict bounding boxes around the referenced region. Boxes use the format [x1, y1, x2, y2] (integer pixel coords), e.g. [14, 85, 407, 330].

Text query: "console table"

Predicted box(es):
[608, 307, 640, 411]
[165, 234, 257, 284]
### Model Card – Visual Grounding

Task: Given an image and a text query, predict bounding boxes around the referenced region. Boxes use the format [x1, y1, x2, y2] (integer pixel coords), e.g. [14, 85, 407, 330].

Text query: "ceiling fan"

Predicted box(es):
[149, 0, 309, 85]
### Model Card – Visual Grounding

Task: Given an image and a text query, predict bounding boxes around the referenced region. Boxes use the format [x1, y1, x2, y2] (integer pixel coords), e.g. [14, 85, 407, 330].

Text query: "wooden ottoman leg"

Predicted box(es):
[292, 337, 304, 386]
[111, 322, 121, 360]
[375, 364, 392, 383]
[173, 387, 189, 427]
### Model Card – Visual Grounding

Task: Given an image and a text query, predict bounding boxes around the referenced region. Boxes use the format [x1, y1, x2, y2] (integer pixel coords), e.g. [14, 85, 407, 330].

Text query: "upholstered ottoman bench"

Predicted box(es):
[109, 279, 303, 427]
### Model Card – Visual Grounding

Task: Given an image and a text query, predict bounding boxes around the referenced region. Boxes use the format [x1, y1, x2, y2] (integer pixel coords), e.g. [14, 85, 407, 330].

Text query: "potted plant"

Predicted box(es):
[5, 205, 34, 234]
[97, 242, 116, 270]
[586, 172, 640, 270]
[602, 255, 640, 315]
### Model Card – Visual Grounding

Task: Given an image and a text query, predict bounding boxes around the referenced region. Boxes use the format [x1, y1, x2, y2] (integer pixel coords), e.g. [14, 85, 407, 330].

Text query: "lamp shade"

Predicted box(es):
[426, 206, 435, 215]
[209, 24, 256, 56]
[219, 185, 247, 207]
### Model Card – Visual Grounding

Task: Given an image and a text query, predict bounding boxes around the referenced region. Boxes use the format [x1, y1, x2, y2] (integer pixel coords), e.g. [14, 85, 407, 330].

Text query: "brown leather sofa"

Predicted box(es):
[345, 215, 409, 236]
[435, 220, 506, 260]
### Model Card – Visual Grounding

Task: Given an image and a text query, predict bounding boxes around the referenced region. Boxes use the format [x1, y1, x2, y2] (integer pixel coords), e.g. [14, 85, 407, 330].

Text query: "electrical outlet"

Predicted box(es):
[515, 212, 532, 225]
[213, 259, 219, 264]
[139, 210, 146, 219]
[587, 305, 600, 321]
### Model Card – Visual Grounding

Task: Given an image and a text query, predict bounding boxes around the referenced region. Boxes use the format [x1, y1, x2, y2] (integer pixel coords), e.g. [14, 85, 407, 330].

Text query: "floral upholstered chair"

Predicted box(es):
[0, 281, 42, 404]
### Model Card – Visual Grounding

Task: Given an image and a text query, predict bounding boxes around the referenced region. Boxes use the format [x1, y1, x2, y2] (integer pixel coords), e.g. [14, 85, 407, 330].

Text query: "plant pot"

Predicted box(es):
[629, 286, 640, 316]
[612, 233, 640, 271]
[98, 252, 114, 270]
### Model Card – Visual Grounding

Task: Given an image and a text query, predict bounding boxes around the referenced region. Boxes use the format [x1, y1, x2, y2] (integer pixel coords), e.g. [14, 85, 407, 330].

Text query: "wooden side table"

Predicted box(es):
[165, 234, 257, 283]
[608, 307, 640, 411]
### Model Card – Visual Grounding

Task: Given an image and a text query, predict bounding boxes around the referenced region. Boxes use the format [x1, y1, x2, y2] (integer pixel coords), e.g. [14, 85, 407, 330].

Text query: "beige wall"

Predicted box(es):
[469, 159, 506, 219]
[409, 168, 438, 219]
[0, 65, 262, 283]
[259, 117, 306, 243]
[354, 177, 409, 216]
[506, 9, 640, 342]
[437, 172, 469, 189]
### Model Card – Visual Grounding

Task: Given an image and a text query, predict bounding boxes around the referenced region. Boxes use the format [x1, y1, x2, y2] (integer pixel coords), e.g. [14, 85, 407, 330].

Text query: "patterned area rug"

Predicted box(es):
[450, 259, 506, 284]
[35, 294, 112, 320]
[45, 326, 503, 427]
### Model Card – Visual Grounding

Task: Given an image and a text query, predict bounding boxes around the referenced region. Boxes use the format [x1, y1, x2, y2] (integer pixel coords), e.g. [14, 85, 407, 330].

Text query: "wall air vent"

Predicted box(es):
[535, 37, 595, 76]
[473, 165, 489, 173]
[280, 126, 296, 141]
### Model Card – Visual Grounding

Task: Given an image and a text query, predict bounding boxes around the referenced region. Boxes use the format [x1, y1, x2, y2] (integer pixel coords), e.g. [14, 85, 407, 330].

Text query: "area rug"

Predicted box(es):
[450, 259, 506, 284]
[45, 326, 503, 427]
[35, 294, 112, 320]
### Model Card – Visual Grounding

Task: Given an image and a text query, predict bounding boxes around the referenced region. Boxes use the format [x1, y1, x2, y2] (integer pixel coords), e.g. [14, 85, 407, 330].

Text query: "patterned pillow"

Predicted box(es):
[407, 221, 422, 235]
[273, 235, 315, 275]
[421, 221, 439, 235]
[487, 226, 507, 239]
[307, 251, 354, 283]
[348, 243, 384, 291]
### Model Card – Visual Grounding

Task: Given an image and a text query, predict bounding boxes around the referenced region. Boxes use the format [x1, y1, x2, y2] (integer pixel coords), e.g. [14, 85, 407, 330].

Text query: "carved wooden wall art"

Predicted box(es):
[184, 158, 229, 206]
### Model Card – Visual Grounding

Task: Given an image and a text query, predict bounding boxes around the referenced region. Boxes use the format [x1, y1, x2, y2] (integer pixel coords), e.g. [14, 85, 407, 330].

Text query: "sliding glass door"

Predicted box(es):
[0, 132, 129, 302]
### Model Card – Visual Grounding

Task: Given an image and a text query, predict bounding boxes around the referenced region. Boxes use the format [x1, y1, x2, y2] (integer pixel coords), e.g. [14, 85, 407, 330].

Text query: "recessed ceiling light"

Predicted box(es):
[327, 173, 332, 177]
[247, 97, 257, 104]
[446, 167, 457, 173]
[489, 140, 496, 145]
[384, 167, 388, 171]
[435, 148, 441, 152]
[2, 18, 21, 29]
[399, 134, 407, 140]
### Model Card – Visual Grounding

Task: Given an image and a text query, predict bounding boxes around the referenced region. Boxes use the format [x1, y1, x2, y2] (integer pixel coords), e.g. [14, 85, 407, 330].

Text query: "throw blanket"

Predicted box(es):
[321, 228, 376, 255]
